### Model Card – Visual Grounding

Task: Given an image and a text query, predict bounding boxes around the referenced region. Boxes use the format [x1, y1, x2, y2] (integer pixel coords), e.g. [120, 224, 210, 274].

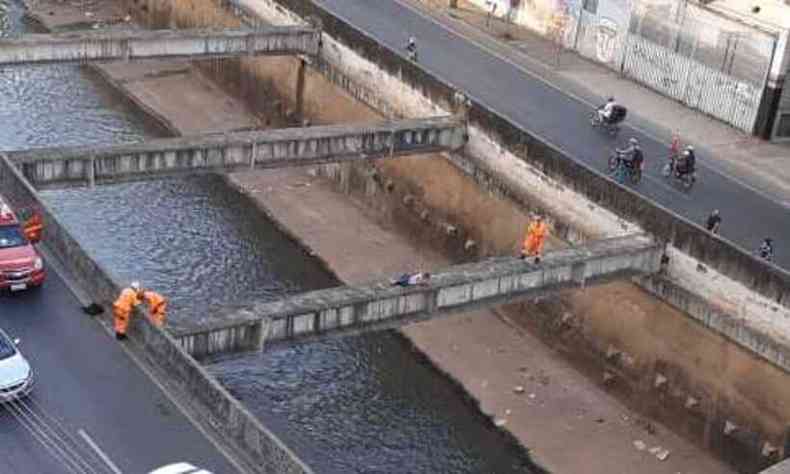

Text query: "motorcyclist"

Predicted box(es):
[616, 137, 642, 168]
[598, 97, 617, 123]
[676, 145, 696, 176]
[405, 36, 418, 61]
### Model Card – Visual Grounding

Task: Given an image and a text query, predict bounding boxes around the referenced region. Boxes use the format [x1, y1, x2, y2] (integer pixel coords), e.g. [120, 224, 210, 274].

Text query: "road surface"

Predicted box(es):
[0, 269, 237, 474]
[315, 0, 790, 269]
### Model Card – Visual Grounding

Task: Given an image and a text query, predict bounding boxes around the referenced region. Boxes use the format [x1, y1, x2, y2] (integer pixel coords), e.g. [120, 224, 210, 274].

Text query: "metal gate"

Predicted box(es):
[619, 2, 776, 133]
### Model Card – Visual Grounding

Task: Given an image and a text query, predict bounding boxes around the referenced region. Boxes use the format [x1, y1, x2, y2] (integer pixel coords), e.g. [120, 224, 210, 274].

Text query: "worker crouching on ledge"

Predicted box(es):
[520, 215, 548, 264]
[113, 281, 144, 340]
[143, 290, 167, 328]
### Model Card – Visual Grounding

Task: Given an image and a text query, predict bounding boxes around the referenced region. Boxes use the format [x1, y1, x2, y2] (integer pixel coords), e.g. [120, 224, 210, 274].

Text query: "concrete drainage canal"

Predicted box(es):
[0, 0, 543, 471]
[41, 176, 543, 474]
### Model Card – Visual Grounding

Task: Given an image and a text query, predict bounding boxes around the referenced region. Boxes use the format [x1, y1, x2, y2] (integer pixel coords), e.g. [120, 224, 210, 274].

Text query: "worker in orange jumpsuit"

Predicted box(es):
[521, 215, 548, 263]
[143, 290, 167, 327]
[23, 212, 44, 243]
[113, 281, 144, 340]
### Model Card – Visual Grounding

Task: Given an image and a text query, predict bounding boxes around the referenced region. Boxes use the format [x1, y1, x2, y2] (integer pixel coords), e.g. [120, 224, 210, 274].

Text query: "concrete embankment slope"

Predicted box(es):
[0, 153, 313, 474]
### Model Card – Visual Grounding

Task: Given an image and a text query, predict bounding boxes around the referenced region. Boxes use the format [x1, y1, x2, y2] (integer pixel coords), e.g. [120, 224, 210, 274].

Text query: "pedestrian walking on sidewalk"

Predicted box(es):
[705, 209, 721, 235]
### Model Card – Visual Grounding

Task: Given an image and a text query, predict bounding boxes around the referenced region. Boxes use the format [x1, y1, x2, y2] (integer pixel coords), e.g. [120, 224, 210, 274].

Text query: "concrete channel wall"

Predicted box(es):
[0, 26, 319, 65]
[8, 117, 467, 188]
[173, 234, 662, 359]
[0, 153, 312, 473]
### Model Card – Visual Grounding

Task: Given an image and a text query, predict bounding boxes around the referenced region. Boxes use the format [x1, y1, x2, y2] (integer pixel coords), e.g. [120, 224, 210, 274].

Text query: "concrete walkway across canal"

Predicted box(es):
[7, 117, 467, 188]
[0, 26, 319, 65]
[174, 234, 662, 358]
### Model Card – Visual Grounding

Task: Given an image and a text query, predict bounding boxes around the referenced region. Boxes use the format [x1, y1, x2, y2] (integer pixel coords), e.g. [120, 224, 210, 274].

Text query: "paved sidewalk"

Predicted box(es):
[411, 0, 790, 205]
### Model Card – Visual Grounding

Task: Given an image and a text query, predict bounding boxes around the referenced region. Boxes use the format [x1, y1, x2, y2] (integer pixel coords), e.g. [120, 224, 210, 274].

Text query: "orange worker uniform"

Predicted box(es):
[113, 287, 142, 337]
[23, 212, 44, 243]
[522, 218, 548, 258]
[143, 291, 167, 327]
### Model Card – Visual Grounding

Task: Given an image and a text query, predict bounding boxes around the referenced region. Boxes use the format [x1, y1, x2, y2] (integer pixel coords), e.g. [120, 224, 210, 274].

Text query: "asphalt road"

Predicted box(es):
[0, 270, 237, 474]
[315, 0, 790, 270]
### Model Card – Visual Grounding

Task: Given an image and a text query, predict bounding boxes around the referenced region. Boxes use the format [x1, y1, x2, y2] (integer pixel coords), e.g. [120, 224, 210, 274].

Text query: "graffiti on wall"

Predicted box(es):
[595, 17, 620, 63]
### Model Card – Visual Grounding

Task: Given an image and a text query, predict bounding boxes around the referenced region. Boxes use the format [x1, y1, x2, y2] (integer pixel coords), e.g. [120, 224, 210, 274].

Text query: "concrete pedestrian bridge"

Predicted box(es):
[7, 117, 467, 188]
[0, 26, 319, 65]
[173, 234, 662, 359]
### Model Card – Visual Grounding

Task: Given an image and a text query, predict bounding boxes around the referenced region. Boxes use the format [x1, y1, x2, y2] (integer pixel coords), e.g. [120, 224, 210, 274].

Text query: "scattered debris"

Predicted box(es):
[648, 446, 662, 455]
[594, 418, 605, 424]
[763, 442, 779, 458]
[685, 396, 699, 409]
[656, 449, 670, 461]
[528, 393, 536, 399]
[494, 418, 507, 427]
[633, 440, 646, 451]
[513, 385, 525, 394]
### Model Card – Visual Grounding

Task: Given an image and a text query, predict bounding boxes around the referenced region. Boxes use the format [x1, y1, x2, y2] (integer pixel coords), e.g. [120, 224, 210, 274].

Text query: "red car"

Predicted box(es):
[0, 198, 45, 292]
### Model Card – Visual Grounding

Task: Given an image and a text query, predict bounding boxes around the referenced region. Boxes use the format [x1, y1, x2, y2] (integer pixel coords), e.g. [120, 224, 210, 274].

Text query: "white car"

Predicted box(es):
[0, 329, 33, 402]
[148, 463, 213, 474]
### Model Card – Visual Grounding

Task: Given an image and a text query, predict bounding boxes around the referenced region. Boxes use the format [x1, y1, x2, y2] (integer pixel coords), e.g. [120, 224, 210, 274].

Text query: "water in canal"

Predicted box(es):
[0, 0, 160, 151]
[4, 0, 542, 470]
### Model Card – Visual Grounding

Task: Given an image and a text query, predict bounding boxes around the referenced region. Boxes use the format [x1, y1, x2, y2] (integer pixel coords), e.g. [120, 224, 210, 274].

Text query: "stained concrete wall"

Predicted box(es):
[0, 27, 319, 65]
[173, 234, 661, 358]
[9, 117, 466, 188]
[0, 153, 312, 474]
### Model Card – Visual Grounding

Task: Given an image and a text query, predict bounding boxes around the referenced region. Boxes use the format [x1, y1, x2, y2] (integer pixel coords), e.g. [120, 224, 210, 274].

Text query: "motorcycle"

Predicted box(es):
[608, 151, 642, 184]
[405, 43, 418, 62]
[590, 105, 626, 136]
[662, 155, 696, 189]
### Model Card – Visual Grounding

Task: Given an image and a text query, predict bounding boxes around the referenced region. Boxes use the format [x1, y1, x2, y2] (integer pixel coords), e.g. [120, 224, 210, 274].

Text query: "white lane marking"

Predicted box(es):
[78, 429, 123, 474]
[390, 0, 788, 207]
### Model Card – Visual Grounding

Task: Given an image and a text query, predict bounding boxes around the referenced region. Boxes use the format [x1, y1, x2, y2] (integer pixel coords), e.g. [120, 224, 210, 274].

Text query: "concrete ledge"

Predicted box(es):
[8, 117, 467, 188]
[0, 153, 313, 474]
[173, 234, 661, 358]
[0, 26, 319, 65]
[639, 274, 790, 373]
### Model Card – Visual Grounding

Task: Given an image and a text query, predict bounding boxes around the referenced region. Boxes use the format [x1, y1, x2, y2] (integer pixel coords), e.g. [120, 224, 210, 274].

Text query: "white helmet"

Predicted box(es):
[130, 281, 141, 291]
[629, 137, 638, 145]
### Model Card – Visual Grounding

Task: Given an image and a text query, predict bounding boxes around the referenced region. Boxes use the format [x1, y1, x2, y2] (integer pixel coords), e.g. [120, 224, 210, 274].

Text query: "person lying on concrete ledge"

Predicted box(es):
[391, 271, 431, 287]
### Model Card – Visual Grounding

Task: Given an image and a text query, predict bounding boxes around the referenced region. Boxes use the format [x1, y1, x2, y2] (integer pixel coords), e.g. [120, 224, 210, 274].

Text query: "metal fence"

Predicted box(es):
[620, 0, 777, 132]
